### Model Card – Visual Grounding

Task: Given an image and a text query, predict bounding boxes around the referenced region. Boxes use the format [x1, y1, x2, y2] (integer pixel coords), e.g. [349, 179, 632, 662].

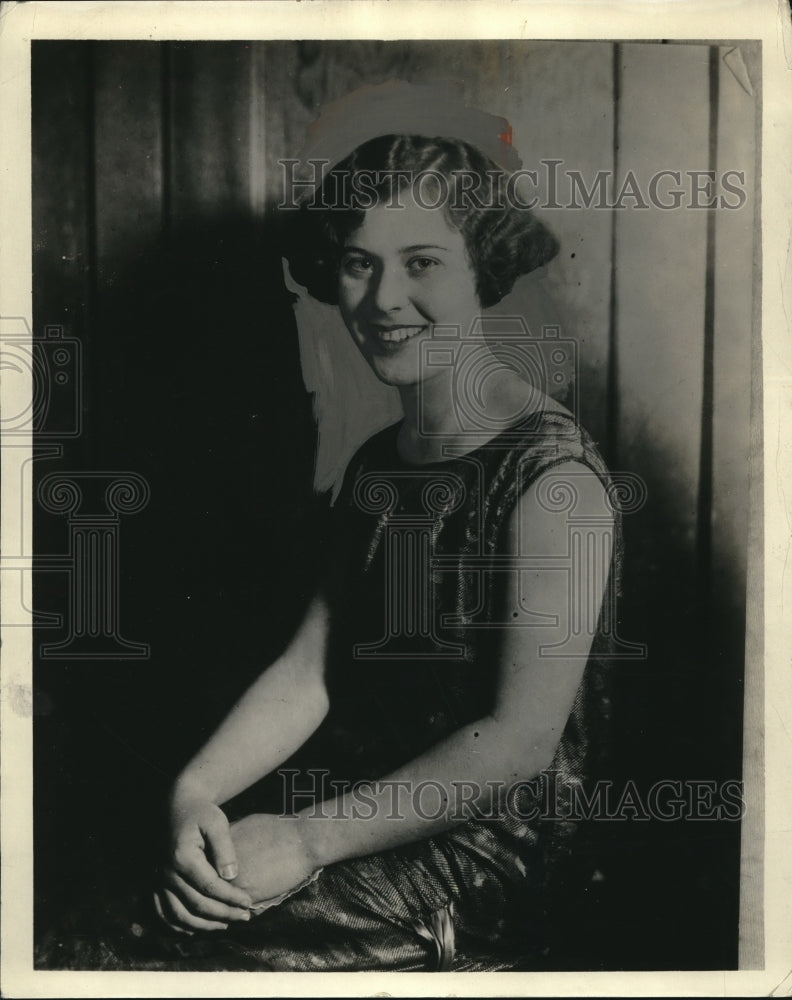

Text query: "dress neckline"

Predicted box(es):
[388, 408, 579, 470]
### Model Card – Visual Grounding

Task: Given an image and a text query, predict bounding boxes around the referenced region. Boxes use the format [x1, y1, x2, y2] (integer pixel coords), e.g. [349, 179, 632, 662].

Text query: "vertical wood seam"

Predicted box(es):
[84, 41, 98, 464]
[160, 42, 172, 248]
[696, 45, 721, 626]
[249, 42, 266, 217]
[605, 42, 621, 468]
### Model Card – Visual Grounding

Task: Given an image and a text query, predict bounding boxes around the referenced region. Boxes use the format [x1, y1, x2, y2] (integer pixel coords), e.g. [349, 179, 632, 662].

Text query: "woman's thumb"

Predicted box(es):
[206, 818, 239, 880]
[218, 860, 238, 880]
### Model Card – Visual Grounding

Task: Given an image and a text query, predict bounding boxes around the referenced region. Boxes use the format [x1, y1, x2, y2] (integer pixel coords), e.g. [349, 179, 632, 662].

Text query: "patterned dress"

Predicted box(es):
[82, 409, 620, 972]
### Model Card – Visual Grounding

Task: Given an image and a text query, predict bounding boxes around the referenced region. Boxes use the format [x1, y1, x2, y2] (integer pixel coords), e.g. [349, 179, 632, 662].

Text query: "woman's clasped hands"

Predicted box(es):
[155, 787, 318, 934]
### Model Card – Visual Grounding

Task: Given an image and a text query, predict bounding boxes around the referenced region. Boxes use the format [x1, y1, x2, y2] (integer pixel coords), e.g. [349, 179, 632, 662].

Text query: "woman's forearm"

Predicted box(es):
[175, 595, 330, 807]
[296, 713, 555, 870]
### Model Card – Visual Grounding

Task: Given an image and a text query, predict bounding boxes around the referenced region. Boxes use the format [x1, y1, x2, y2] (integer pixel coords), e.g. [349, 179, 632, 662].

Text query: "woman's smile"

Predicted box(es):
[370, 323, 428, 346]
[337, 200, 480, 386]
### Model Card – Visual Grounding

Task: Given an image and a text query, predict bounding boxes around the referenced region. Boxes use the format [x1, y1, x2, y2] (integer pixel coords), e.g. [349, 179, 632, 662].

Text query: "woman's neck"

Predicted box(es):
[396, 365, 558, 465]
[396, 373, 459, 465]
[398, 370, 458, 434]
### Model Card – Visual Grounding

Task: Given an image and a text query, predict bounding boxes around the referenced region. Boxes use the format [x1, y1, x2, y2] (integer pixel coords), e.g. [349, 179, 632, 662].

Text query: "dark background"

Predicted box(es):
[31, 40, 756, 970]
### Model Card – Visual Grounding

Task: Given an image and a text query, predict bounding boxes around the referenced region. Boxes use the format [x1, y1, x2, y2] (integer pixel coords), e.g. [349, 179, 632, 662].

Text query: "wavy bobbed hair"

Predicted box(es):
[283, 134, 559, 309]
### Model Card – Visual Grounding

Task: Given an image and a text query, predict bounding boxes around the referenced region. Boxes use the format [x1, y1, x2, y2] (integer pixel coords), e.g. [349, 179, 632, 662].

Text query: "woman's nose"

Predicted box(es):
[370, 263, 407, 314]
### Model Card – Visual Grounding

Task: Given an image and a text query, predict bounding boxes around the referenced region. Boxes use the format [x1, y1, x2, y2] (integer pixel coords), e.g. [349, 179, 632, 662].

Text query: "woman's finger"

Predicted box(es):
[163, 869, 251, 923]
[153, 889, 194, 936]
[203, 814, 240, 882]
[172, 844, 252, 908]
[158, 886, 231, 933]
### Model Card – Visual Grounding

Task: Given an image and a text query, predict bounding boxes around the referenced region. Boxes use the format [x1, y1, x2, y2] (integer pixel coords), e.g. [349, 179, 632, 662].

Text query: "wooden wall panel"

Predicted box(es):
[31, 42, 91, 340]
[711, 49, 755, 617]
[609, 43, 748, 963]
[89, 43, 164, 467]
[262, 41, 302, 207]
[93, 43, 163, 265]
[248, 42, 269, 218]
[711, 49, 759, 963]
[615, 42, 710, 591]
[168, 42, 254, 222]
[483, 41, 616, 451]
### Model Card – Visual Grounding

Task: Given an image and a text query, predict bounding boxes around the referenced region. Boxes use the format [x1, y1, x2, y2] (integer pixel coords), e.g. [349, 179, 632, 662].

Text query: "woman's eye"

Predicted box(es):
[342, 255, 373, 275]
[407, 257, 438, 274]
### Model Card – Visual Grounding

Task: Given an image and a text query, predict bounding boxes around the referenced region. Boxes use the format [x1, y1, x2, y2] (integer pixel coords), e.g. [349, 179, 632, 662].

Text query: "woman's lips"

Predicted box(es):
[371, 325, 427, 344]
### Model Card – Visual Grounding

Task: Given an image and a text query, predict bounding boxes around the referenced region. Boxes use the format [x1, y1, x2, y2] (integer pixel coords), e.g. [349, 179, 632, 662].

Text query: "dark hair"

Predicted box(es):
[283, 134, 559, 309]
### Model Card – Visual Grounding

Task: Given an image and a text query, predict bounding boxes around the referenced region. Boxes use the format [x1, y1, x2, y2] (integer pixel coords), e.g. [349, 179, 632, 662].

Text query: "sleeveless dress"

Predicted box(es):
[91, 409, 620, 972]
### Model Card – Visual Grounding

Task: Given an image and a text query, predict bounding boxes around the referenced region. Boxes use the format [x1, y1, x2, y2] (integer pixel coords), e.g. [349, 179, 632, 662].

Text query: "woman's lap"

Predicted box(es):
[218, 825, 532, 970]
[43, 820, 546, 971]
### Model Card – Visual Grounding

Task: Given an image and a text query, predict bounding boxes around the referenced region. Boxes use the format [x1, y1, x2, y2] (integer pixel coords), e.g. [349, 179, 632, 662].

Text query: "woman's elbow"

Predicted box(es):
[485, 720, 560, 782]
[314, 683, 330, 723]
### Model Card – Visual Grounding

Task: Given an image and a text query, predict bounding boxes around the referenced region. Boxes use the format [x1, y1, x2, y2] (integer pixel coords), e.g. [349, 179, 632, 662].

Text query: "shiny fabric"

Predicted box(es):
[91, 822, 546, 971]
[323, 409, 618, 789]
[189, 408, 619, 972]
[52, 410, 619, 972]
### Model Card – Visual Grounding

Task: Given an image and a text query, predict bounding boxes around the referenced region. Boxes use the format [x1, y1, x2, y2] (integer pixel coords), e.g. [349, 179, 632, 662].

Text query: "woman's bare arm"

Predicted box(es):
[156, 592, 330, 932]
[174, 591, 330, 806]
[230, 462, 615, 903]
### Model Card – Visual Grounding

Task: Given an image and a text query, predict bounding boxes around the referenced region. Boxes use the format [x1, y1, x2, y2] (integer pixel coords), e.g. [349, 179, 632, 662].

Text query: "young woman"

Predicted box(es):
[152, 134, 619, 971]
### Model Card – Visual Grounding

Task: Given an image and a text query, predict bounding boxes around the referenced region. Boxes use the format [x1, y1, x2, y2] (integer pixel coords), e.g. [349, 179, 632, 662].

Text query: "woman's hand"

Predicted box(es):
[230, 813, 319, 908]
[154, 789, 253, 934]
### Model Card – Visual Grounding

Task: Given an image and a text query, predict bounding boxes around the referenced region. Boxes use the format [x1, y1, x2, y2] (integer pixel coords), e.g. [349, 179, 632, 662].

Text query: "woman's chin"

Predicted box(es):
[364, 352, 424, 387]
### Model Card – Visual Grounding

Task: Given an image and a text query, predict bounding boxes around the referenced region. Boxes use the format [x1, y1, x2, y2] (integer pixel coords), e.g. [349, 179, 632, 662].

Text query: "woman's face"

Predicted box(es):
[337, 198, 481, 386]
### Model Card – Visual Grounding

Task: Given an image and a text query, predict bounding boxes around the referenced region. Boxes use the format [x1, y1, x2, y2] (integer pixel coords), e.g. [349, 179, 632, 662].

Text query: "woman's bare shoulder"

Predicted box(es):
[508, 458, 614, 540]
[486, 368, 573, 423]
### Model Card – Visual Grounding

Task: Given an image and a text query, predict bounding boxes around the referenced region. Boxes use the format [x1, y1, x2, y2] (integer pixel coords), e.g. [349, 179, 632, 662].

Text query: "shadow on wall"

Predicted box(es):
[32, 211, 329, 941]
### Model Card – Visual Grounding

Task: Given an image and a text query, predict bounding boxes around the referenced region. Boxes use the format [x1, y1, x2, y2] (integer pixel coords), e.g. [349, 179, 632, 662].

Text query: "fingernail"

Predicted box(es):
[241, 911, 251, 921]
[219, 864, 237, 880]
